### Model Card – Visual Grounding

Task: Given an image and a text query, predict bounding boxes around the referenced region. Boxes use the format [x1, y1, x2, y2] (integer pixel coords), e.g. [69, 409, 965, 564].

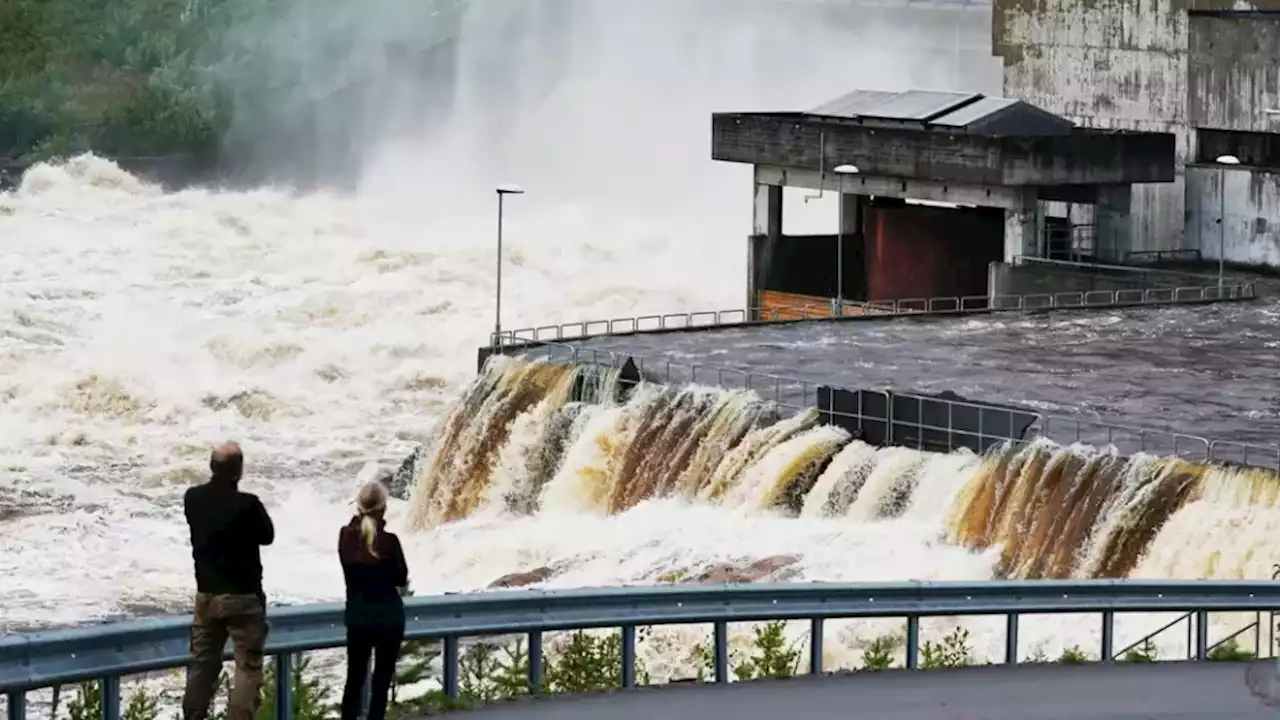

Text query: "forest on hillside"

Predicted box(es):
[0, 0, 467, 179]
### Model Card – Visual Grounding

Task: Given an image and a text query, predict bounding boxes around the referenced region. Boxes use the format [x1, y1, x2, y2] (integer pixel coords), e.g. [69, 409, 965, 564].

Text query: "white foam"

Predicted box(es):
[0, 0, 1060, 672]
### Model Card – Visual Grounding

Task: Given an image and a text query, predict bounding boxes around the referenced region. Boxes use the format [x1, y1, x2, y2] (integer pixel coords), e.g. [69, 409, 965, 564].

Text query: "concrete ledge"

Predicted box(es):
[479, 293, 1259, 371]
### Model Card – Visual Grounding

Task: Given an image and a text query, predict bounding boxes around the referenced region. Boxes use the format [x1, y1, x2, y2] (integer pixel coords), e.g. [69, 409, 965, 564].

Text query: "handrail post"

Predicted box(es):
[443, 636, 461, 698]
[1100, 611, 1114, 661]
[905, 616, 920, 670]
[7, 692, 26, 720]
[100, 676, 120, 720]
[1195, 611, 1209, 660]
[275, 653, 293, 720]
[1187, 613, 1194, 659]
[528, 631, 544, 694]
[713, 621, 729, 683]
[810, 618, 824, 674]
[1004, 613, 1019, 664]
[620, 625, 636, 688]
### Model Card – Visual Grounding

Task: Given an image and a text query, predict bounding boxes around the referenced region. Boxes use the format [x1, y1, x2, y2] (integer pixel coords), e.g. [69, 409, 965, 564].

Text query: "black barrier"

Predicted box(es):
[572, 357, 644, 405]
[817, 386, 1038, 454]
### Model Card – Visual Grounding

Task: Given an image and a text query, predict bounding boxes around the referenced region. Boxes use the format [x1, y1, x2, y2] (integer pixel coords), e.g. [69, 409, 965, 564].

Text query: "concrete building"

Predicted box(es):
[709, 89, 1176, 315]
[994, 0, 1280, 267]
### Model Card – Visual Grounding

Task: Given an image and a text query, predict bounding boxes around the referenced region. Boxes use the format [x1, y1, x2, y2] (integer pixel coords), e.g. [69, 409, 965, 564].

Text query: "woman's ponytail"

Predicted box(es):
[360, 513, 380, 558]
[354, 478, 389, 558]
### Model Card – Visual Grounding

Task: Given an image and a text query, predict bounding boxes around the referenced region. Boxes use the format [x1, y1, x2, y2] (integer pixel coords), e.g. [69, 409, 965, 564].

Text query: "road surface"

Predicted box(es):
[443, 662, 1280, 719]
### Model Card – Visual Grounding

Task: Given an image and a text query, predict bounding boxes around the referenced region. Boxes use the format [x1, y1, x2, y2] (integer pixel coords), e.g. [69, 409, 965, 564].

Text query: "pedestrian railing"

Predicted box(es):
[3, 580, 1280, 720]
[1011, 255, 1243, 286]
[493, 283, 1256, 347]
[491, 335, 1280, 471]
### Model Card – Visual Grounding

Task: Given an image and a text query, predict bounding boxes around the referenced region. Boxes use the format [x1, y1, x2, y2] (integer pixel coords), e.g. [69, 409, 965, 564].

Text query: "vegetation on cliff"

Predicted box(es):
[0, 0, 463, 176]
[0, 0, 245, 163]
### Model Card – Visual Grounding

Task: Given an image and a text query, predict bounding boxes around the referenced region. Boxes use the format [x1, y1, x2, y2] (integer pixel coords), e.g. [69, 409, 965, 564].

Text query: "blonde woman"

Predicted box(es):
[338, 470, 408, 720]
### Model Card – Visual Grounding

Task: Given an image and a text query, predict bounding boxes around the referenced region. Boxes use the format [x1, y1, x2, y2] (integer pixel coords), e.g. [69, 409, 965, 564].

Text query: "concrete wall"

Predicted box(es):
[817, 1, 1003, 95]
[1187, 13, 1280, 133]
[993, 0, 1191, 254]
[712, 114, 1175, 186]
[987, 260, 1210, 296]
[1186, 164, 1280, 266]
[994, 0, 1280, 258]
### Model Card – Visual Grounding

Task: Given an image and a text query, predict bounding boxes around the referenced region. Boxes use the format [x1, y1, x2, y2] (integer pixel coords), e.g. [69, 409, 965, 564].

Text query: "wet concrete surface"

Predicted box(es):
[547, 300, 1280, 449]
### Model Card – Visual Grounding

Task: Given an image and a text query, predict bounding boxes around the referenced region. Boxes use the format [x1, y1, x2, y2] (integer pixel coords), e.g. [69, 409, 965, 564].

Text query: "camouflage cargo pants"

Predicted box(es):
[182, 593, 267, 720]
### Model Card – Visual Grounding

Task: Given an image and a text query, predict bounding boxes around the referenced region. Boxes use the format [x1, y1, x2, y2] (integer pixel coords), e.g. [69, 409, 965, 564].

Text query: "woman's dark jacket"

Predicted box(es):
[338, 516, 408, 628]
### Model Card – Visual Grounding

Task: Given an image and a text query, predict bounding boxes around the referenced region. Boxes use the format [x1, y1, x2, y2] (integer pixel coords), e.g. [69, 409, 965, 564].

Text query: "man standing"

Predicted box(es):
[182, 442, 275, 720]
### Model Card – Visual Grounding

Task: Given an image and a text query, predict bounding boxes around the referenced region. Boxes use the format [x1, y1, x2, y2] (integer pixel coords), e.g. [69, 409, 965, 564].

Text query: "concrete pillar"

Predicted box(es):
[837, 193, 867, 302]
[749, 179, 783, 316]
[839, 193, 862, 235]
[1094, 185, 1133, 262]
[1002, 200, 1038, 263]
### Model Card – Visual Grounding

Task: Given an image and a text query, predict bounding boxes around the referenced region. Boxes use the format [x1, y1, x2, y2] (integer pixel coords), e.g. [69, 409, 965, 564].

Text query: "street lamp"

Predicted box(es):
[1213, 155, 1240, 291]
[832, 164, 860, 316]
[495, 183, 525, 348]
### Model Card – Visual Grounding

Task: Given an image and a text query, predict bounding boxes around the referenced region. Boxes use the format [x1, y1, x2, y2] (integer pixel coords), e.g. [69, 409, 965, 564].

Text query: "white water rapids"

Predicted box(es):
[1, 0, 1255, 696]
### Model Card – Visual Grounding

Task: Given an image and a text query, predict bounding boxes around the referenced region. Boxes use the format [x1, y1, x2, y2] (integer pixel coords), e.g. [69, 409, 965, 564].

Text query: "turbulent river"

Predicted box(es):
[3, 0, 1276, 690]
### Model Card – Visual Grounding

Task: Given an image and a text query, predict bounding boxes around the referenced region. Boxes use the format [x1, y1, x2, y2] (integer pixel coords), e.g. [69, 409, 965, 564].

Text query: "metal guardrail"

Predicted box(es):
[3, 581, 1280, 720]
[491, 328, 1280, 471]
[1126, 249, 1206, 265]
[1011, 255, 1237, 284]
[495, 283, 1256, 346]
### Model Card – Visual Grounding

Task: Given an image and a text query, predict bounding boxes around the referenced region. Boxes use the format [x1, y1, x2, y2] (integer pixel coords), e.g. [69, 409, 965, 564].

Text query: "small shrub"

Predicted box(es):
[545, 629, 650, 692]
[689, 621, 802, 682]
[390, 638, 440, 706]
[255, 655, 334, 720]
[1025, 645, 1050, 664]
[1207, 639, 1256, 661]
[1121, 639, 1158, 664]
[732, 621, 802, 681]
[1057, 645, 1090, 664]
[860, 635, 897, 670]
[65, 681, 162, 720]
[919, 627, 973, 669]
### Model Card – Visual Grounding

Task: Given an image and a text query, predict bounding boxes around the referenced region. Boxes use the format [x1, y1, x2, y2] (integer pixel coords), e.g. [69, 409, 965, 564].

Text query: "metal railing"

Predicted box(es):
[3, 580, 1280, 720]
[1011, 255, 1239, 286]
[494, 283, 1256, 347]
[490, 334, 1280, 471]
[1126, 249, 1206, 265]
[1115, 565, 1280, 661]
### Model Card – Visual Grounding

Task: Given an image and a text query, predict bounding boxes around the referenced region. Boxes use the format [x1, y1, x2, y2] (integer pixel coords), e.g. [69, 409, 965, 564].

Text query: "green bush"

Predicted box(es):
[859, 635, 897, 670]
[688, 621, 802, 682]
[1057, 645, 1090, 664]
[1121, 639, 1158, 664]
[1207, 639, 1256, 661]
[0, 0, 250, 162]
[919, 627, 974, 670]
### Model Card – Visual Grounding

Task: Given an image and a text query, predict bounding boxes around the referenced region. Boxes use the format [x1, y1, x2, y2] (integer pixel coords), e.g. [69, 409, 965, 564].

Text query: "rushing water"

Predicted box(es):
[392, 353, 1280, 672]
[569, 300, 1280, 445]
[0, 0, 1003, 633]
[3, 0, 1273, 698]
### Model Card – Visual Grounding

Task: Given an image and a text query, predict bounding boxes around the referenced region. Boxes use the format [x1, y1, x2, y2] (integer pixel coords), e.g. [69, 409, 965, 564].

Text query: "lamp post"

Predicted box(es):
[495, 183, 525, 348]
[832, 164, 861, 316]
[1213, 155, 1240, 291]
